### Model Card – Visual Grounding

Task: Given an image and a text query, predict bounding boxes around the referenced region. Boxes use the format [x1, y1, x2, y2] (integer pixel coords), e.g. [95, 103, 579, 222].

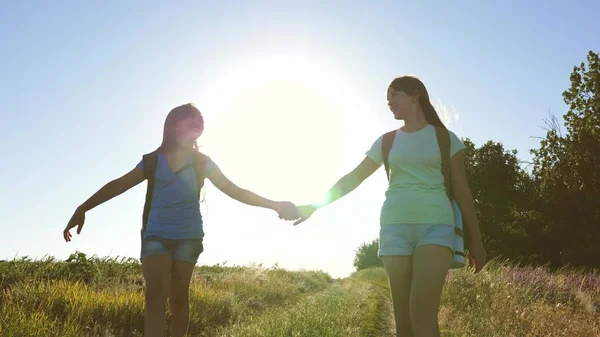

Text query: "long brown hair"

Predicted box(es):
[389, 75, 447, 129]
[158, 103, 208, 205]
[159, 103, 203, 152]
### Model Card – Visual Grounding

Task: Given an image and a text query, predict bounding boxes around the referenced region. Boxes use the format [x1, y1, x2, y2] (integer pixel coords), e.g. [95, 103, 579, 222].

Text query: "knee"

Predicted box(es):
[389, 292, 411, 331]
[390, 291, 410, 316]
[145, 278, 169, 303]
[169, 289, 190, 313]
[389, 285, 411, 312]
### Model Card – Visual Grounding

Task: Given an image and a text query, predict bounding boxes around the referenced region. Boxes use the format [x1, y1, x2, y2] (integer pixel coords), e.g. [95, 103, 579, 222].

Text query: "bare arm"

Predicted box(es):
[450, 150, 486, 272]
[449, 151, 482, 242]
[64, 167, 146, 242]
[315, 156, 381, 207]
[294, 156, 381, 225]
[78, 167, 146, 212]
[206, 165, 278, 210]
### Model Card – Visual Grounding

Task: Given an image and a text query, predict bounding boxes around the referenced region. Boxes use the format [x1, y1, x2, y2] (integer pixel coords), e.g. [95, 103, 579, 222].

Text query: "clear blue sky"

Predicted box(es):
[1, 1, 598, 278]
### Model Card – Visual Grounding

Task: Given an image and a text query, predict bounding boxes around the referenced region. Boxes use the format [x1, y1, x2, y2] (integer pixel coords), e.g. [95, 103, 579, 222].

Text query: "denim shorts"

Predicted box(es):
[140, 235, 204, 264]
[378, 224, 454, 256]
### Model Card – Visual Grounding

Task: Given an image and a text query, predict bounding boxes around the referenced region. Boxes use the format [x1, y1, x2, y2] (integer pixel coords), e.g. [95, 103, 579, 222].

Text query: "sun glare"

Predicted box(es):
[203, 51, 360, 203]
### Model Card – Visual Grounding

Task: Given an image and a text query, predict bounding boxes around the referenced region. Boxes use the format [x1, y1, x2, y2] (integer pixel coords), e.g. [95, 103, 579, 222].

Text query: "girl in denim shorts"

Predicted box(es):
[63, 103, 299, 337]
[293, 76, 487, 337]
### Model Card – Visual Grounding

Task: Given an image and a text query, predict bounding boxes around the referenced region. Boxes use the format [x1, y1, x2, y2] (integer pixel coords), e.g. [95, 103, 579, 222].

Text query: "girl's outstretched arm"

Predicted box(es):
[206, 164, 298, 220]
[79, 168, 146, 212]
[63, 167, 145, 242]
[293, 156, 381, 225]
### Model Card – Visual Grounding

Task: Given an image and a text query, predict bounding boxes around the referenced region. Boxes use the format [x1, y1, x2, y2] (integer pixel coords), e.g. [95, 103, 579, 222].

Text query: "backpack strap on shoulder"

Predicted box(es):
[435, 126, 464, 239]
[434, 126, 452, 200]
[382, 130, 397, 181]
[142, 151, 159, 234]
[192, 152, 208, 198]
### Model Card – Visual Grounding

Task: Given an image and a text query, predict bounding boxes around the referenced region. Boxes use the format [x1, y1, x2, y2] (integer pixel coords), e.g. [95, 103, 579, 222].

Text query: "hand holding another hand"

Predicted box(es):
[273, 201, 319, 226]
[292, 204, 317, 226]
[274, 201, 301, 221]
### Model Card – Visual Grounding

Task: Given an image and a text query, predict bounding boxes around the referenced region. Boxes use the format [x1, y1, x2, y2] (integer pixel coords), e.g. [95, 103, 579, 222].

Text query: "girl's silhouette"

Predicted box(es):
[63, 103, 298, 337]
[294, 76, 486, 337]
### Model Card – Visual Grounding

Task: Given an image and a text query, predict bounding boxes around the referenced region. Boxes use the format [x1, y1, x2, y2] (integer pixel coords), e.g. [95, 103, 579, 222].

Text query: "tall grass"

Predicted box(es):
[440, 259, 600, 336]
[345, 262, 599, 336]
[2, 253, 599, 336]
[0, 253, 333, 337]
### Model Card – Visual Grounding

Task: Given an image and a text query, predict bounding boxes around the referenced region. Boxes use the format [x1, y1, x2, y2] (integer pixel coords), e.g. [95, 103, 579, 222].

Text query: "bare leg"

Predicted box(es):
[382, 255, 414, 337]
[410, 245, 452, 337]
[142, 255, 172, 337]
[169, 260, 196, 337]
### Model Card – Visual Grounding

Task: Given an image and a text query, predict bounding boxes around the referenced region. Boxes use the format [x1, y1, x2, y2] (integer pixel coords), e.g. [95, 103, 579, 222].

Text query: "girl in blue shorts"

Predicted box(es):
[63, 103, 298, 337]
[294, 76, 487, 337]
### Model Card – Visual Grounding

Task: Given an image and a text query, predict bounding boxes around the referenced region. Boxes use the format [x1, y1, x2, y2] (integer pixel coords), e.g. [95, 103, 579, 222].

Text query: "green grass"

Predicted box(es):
[0, 252, 333, 337]
[352, 260, 599, 336]
[1, 253, 599, 336]
[217, 276, 388, 337]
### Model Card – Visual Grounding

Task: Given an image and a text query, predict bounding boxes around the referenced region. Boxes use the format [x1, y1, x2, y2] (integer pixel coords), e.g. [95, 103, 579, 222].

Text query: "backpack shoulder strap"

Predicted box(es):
[381, 130, 397, 181]
[142, 151, 159, 232]
[435, 126, 466, 240]
[192, 152, 208, 197]
[434, 126, 452, 200]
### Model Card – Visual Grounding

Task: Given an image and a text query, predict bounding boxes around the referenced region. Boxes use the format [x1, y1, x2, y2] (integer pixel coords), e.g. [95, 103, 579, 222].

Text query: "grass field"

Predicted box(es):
[1, 252, 598, 336]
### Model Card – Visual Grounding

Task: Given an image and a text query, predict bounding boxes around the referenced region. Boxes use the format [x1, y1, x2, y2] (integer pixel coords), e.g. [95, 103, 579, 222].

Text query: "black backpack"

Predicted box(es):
[381, 126, 466, 264]
[141, 151, 208, 236]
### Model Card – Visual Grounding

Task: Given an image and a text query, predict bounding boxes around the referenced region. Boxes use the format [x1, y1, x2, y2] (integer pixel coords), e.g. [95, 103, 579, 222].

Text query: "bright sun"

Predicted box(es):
[201, 51, 359, 204]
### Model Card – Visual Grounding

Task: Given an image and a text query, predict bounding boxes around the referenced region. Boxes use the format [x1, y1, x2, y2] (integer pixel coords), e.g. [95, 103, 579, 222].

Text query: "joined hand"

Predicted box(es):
[274, 201, 301, 221]
[292, 204, 317, 226]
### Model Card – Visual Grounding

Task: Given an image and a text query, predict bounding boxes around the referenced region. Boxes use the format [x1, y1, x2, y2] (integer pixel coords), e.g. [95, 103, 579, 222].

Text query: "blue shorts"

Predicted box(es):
[140, 235, 204, 264]
[378, 224, 454, 256]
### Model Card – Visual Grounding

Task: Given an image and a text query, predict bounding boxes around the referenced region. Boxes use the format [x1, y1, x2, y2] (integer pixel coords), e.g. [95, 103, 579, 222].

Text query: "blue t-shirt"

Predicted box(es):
[136, 153, 217, 240]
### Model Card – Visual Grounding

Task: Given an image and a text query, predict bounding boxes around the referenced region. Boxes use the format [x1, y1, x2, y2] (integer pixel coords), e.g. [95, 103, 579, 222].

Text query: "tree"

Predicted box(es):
[461, 138, 534, 261]
[352, 51, 600, 270]
[531, 50, 600, 267]
[353, 239, 383, 271]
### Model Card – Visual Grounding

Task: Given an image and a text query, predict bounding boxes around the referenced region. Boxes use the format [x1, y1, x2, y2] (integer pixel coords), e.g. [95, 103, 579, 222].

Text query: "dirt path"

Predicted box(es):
[378, 296, 397, 337]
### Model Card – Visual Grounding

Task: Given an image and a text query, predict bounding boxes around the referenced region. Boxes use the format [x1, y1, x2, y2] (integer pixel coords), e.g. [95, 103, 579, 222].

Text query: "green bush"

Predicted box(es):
[353, 239, 384, 271]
